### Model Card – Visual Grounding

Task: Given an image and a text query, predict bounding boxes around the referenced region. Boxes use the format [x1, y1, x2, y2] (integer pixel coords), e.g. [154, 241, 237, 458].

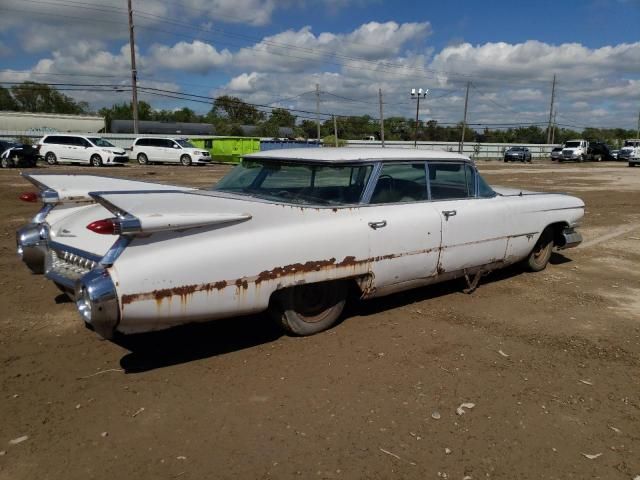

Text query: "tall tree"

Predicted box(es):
[268, 108, 296, 127]
[0, 86, 18, 111]
[10, 82, 87, 114]
[211, 95, 265, 124]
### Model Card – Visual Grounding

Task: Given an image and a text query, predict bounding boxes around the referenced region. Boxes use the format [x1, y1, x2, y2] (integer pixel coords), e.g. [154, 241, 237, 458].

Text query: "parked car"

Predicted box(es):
[550, 147, 563, 161]
[16, 148, 584, 340]
[131, 137, 211, 166]
[0, 140, 38, 168]
[37, 134, 128, 167]
[504, 146, 532, 163]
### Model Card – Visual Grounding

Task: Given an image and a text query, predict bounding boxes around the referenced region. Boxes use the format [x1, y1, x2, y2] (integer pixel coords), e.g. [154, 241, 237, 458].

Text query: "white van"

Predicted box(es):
[37, 134, 128, 167]
[131, 137, 211, 166]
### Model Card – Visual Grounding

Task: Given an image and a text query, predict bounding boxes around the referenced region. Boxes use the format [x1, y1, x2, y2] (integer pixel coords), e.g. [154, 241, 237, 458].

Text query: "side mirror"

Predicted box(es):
[173, 145, 180, 149]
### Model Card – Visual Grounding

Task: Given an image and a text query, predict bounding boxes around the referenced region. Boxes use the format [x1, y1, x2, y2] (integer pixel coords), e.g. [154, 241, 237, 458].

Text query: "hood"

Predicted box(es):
[493, 186, 541, 196]
[101, 146, 127, 155]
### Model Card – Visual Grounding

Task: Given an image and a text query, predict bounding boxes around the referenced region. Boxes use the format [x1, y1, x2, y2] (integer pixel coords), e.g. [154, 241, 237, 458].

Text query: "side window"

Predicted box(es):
[136, 139, 148, 147]
[168, 140, 179, 148]
[477, 173, 495, 198]
[428, 162, 473, 200]
[149, 139, 165, 147]
[465, 164, 476, 197]
[370, 163, 427, 204]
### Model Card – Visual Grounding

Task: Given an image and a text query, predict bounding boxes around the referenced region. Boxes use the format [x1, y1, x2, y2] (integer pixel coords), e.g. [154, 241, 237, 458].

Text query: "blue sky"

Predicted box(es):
[0, 0, 639, 128]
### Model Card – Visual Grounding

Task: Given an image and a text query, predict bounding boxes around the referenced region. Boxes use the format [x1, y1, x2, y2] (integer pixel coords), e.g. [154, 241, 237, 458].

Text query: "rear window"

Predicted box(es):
[428, 163, 474, 200]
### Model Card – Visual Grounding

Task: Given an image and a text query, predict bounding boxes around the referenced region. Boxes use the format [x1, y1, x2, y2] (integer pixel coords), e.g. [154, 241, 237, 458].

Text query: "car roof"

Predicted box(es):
[244, 147, 471, 164]
[42, 133, 86, 137]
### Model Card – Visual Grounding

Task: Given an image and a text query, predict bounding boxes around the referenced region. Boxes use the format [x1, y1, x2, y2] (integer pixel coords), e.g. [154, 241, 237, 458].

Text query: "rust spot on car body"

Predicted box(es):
[255, 258, 339, 284]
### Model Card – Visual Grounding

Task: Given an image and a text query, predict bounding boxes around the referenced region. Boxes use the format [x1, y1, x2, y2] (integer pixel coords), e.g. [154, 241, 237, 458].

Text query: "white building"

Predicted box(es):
[0, 111, 105, 134]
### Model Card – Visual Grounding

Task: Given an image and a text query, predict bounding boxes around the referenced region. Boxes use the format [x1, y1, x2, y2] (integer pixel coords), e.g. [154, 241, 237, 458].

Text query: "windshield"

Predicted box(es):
[508, 147, 523, 151]
[176, 139, 196, 148]
[623, 140, 639, 147]
[88, 137, 116, 147]
[213, 160, 373, 205]
[564, 141, 581, 148]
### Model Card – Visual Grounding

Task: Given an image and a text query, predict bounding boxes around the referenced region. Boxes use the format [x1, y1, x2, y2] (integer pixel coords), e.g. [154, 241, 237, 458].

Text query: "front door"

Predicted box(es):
[429, 162, 509, 273]
[365, 162, 442, 293]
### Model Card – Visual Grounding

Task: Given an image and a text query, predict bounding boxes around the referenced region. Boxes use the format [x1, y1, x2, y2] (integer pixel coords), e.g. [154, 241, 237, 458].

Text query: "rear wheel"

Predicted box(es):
[526, 228, 554, 272]
[180, 154, 192, 166]
[137, 153, 148, 165]
[271, 281, 347, 336]
[45, 152, 57, 165]
[90, 154, 103, 167]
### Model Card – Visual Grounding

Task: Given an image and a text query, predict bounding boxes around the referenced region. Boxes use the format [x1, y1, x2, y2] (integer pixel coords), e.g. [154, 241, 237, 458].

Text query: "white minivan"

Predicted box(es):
[37, 134, 129, 167]
[131, 137, 211, 166]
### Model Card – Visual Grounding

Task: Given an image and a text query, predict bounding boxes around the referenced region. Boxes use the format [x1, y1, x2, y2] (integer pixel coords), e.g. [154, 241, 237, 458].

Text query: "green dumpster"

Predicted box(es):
[191, 137, 260, 164]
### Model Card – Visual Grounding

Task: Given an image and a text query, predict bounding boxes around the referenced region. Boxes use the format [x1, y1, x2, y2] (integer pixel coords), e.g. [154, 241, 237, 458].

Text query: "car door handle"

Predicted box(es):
[368, 220, 387, 230]
[442, 210, 457, 220]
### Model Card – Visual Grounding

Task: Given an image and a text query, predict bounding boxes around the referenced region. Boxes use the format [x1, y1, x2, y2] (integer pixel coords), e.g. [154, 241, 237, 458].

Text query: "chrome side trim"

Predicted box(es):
[100, 236, 132, 267]
[41, 189, 59, 204]
[117, 216, 142, 235]
[33, 203, 55, 223]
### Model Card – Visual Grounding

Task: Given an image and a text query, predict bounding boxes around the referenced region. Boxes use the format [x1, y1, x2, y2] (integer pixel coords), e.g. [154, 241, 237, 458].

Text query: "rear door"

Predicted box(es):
[57, 136, 77, 162]
[165, 139, 181, 162]
[365, 162, 442, 291]
[429, 162, 509, 273]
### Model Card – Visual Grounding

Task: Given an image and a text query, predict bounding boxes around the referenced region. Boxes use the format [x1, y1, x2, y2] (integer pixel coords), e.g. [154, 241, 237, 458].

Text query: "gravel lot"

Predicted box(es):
[1, 160, 639, 480]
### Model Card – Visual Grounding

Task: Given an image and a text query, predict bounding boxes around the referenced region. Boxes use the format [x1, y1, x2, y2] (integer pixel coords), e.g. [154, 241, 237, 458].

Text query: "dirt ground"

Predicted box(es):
[1, 159, 639, 480]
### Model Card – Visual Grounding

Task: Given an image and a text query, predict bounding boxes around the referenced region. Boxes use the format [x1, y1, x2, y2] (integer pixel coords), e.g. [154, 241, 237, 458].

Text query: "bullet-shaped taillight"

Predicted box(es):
[19, 192, 39, 203]
[86, 219, 118, 235]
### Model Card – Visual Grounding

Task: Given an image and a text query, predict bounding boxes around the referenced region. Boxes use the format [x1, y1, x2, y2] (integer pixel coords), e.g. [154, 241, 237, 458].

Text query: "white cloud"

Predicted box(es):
[430, 40, 640, 84]
[233, 22, 431, 73]
[149, 41, 232, 73]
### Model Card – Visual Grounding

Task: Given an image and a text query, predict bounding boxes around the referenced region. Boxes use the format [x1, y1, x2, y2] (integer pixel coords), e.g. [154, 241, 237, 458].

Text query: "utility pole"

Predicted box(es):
[379, 88, 385, 147]
[551, 111, 557, 144]
[459, 81, 470, 154]
[315, 83, 321, 143]
[127, 0, 139, 135]
[636, 110, 640, 140]
[410, 88, 428, 148]
[546, 74, 556, 145]
[333, 115, 338, 147]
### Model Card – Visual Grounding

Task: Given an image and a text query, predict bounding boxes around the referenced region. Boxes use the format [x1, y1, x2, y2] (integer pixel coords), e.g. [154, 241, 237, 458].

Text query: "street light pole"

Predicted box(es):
[410, 88, 428, 148]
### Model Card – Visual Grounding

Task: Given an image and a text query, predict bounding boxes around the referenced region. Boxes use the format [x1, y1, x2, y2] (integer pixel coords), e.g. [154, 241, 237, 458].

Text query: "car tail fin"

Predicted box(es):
[21, 173, 191, 204]
[89, 190, 252, 235]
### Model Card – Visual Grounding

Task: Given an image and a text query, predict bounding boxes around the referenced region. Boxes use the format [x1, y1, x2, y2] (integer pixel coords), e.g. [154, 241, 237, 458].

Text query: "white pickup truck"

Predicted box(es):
[617, 139, 640, 167]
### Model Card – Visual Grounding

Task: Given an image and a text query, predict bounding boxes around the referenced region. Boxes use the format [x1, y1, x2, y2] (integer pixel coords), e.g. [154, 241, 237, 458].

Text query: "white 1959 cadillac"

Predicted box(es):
[16, 148, 584, 339]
